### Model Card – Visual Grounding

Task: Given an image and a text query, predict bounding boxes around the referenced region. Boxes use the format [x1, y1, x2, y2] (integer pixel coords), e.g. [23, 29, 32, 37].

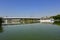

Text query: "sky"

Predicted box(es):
[0, 0, 60, 17]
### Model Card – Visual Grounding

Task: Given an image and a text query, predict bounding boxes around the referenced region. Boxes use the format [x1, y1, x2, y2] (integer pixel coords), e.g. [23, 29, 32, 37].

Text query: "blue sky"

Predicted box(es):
[0, 0, 60, 17]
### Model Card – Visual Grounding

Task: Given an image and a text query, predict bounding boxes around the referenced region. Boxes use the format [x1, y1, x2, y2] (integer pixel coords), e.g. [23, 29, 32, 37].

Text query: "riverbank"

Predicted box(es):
[0, 17, 3, 32]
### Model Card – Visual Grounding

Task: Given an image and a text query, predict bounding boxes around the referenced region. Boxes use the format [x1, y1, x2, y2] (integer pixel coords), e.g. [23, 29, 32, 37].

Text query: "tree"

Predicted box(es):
[0, 17, 3, 26]
[50, 14, 60, 20]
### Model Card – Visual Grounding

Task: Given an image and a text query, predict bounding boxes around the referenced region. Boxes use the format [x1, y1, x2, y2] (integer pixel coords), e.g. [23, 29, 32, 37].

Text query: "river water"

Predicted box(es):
[0, 23, 60, 40]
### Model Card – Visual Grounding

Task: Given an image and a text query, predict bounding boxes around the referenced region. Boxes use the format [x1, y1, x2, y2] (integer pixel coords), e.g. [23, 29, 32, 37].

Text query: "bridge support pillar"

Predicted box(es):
[4, 19, 8, 24]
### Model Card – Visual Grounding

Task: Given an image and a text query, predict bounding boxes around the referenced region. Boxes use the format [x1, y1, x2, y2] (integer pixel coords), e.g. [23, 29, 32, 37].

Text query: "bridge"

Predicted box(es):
[2, 17, 40, 24]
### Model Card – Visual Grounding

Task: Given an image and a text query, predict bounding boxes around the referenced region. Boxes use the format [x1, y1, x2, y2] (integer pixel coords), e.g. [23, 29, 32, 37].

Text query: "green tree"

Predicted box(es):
[50, 14, 60, 20]
[0, 17, 3, 26]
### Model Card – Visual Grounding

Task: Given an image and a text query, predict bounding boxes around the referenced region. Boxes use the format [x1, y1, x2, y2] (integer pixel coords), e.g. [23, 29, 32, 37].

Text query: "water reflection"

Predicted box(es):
[0, 25, 3, 33]
[53, 21, 60, 26]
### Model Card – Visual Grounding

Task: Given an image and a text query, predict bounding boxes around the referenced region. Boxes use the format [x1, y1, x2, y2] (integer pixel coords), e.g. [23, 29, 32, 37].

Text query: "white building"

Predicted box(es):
[40, 18, 54, 23]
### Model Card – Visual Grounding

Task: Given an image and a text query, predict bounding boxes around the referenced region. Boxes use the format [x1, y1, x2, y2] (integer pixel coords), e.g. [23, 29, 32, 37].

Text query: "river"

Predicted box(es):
[0, 23, 60, 40]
